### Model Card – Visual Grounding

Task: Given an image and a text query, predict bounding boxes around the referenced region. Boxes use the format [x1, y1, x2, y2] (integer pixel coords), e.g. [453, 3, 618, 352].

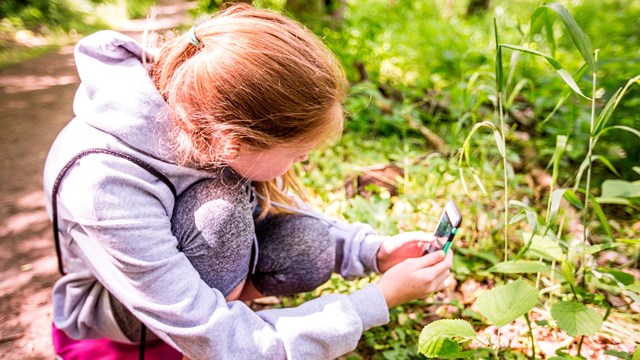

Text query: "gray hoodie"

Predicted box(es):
[43, 30, 390, 359]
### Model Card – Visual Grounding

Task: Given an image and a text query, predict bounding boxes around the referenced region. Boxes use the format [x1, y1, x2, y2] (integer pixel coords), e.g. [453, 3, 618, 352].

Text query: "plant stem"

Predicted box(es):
[582, 50, 599, 243]
[498, 92, 509, 262]
[524, 313, 536, 359]
[577, 335, 585, 356]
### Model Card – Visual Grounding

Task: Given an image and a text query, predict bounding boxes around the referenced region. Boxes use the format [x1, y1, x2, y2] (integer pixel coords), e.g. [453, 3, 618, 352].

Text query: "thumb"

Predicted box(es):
[411, 250, 445, 269]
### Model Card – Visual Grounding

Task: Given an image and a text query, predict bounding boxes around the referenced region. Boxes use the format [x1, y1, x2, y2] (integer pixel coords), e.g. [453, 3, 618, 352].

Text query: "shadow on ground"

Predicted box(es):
[0, 1, 193, 358]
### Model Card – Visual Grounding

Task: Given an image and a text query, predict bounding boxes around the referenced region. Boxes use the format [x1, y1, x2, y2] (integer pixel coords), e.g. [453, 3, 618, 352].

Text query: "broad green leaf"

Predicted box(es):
[545, 3, 596, 71]
[634, 167, 640, 176]
[475, 279, 539, 327]
[634, 345, 640, 360]
[523, 232, 564, 261]
[551, 301, 603, 337]
[598, 268, 636, 286]
[488, 260, 550, 274]
[418, 319, 476, 357]
[601, 180, 640, 199]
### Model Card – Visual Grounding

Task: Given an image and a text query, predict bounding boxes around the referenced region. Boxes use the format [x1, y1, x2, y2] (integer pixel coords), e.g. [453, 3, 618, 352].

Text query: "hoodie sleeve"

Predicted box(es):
[329, 221, 390, 279]
[52, 159, 389, 360]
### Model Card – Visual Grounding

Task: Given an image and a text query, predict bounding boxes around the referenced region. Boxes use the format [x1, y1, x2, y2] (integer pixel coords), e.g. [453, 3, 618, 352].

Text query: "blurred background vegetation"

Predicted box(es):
[0, 0, 155, 66]
[2, 0, 638, 358]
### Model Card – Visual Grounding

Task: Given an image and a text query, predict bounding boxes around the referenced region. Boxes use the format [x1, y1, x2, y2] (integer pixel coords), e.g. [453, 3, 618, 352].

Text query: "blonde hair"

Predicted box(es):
[153, 3, 346, 217]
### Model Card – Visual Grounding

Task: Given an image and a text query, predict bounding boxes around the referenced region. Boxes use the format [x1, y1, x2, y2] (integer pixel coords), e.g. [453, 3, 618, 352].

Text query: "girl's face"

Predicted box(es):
[227, 143, 313, 181]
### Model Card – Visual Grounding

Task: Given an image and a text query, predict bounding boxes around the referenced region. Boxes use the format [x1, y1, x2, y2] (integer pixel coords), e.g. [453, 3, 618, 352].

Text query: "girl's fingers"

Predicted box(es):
[415, 249, 453, 269]
[415, 251, 453, 278]
[430, 269, 451, 291]
[392, 231, 436, 244]
[412, 250, 445, 269]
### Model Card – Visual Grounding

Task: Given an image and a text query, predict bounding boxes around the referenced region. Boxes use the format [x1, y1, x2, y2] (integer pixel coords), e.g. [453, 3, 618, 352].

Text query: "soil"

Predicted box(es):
[0, 2, 193, 359]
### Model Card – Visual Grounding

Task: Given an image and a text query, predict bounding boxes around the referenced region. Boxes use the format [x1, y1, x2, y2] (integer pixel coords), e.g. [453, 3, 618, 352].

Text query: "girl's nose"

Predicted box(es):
[296, 153, 308, 163]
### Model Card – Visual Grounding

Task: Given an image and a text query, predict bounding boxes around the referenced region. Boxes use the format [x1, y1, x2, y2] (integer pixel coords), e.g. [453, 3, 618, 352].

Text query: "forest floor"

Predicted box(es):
[0, 1, 637, 359]
[0, 1, 193, 358]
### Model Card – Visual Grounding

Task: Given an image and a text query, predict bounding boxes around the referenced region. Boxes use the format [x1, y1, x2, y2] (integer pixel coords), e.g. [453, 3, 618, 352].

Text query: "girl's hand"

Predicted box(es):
[376, 250, 453, 308]
[377, 231, 436, 273]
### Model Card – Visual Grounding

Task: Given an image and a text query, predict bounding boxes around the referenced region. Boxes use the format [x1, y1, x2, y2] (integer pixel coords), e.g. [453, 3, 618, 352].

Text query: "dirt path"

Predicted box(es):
[0, 2, 193, 358]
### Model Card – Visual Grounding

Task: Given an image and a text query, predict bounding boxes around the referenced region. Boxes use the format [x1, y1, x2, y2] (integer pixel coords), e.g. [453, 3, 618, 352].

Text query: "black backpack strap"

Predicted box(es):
[51, 148, 177, 358]
[51, 148, 176, 276]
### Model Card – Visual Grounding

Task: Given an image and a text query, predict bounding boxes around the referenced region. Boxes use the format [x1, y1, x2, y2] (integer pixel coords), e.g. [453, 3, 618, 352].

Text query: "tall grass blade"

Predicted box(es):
[499, 44, 588, 99]
[493, 129, 505, 157]
[602, 125, 640, 139]
[587, 193, 613, 239]
[590, 155, 621, 177]
[511, 200, 539, 260]
[494, 18, 504, 92]
[539, 65, 589, 127]
[545, 3, 596, 71]
[546, 135, 568, 222]
[531, 7, 557, 56]
[548, 189, 569, 221]
[506, 78, 534, 108]
[472, 173, 488, 195]
[576, 155, 623, 188]
[593, 87, 624, 136]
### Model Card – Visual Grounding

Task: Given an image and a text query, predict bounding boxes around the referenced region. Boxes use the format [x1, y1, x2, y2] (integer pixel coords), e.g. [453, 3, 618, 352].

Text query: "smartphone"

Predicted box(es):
[423, 200, 462, 255]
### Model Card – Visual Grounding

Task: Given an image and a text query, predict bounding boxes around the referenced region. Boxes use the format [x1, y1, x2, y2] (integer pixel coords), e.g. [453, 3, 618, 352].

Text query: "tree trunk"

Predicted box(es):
[466, 0, 490, 16]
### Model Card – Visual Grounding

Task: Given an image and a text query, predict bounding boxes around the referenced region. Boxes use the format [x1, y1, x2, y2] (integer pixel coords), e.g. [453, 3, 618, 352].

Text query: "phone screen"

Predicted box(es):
[433, 211, 454, 250]
[424, 200, 461, 255]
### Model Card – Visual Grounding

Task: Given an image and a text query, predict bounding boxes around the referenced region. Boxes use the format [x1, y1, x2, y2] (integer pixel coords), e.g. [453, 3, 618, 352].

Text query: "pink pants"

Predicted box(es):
[52, 324, 183, 360]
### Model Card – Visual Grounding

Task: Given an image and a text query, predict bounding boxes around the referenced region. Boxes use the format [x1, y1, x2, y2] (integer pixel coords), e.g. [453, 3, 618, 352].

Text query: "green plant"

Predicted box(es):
[420, 2, 639, 359]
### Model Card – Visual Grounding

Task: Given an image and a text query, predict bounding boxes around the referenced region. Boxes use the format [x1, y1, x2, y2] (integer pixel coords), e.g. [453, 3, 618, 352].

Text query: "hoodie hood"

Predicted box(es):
[72, 30, 177, 163]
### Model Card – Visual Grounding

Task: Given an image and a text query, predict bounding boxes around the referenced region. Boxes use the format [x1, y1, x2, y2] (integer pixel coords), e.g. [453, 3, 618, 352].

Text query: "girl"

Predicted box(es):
[44, 4, 453, 359]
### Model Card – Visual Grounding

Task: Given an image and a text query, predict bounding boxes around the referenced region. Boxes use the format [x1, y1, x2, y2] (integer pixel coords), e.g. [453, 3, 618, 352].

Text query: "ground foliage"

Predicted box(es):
[4, 0, 639, 358]
[203, 0, 640, 358]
